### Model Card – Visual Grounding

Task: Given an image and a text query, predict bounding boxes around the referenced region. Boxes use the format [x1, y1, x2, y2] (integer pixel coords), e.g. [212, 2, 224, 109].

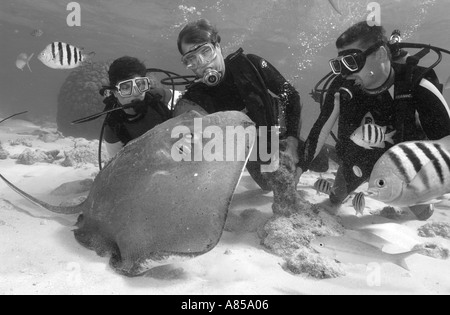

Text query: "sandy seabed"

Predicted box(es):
[0, 118, 449, 295]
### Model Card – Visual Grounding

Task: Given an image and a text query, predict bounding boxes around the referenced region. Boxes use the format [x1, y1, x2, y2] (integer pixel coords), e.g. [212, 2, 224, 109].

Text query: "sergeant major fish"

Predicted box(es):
[314, 178, 334, 196]
[38, 42, 95, 70]
[351, 124, 396, 150]
[352, 192, 366, 216]
[368, 136, 450, 207]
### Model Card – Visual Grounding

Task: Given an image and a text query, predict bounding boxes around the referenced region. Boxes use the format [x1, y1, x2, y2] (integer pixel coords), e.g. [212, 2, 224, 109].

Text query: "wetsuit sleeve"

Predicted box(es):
[104, 125, 124, 158]
[247, 54, 301, 139]
[298, 90, 340, 171]
[415, 78, 450, 140]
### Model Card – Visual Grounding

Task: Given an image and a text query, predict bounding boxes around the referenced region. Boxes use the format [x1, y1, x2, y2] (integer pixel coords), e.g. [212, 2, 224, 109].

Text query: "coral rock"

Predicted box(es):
[57, 62, 111, 139]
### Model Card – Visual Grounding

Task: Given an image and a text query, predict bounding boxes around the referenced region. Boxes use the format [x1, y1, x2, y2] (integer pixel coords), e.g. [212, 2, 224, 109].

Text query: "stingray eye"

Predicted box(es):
[377, 179, 386, 188]
[319, 243, 324, 248]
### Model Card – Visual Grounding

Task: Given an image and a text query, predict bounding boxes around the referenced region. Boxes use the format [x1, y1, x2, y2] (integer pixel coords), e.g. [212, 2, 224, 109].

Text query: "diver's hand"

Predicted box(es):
[334, 92, 340, 108]
[294, 167, 303, 187]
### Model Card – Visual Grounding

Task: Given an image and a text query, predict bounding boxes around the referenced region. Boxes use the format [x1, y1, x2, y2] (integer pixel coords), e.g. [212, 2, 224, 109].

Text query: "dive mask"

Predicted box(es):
[181, 43, 218, 70]
[329, 40, 384, 76]
[115, 77, 151, 98]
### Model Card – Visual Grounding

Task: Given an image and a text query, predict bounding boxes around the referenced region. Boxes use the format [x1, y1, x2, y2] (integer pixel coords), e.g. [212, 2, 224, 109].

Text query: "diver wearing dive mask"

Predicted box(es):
[175, 19, 303, 192]
[181, 42, 223, 87]
[102, 57, 173, 158]
[298, 22, 450, 221]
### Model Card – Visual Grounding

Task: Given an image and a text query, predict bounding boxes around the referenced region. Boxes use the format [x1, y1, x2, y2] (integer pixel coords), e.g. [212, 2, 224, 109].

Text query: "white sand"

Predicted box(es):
[0, 119, 449, 295]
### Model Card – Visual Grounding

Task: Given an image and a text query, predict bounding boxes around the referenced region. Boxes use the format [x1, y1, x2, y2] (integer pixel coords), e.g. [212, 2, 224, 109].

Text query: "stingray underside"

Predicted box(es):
[73, 111, 256, 276]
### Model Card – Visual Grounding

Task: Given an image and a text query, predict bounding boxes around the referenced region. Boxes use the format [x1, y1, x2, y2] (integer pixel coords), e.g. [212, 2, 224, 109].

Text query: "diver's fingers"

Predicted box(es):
[334, 92, 340, 106]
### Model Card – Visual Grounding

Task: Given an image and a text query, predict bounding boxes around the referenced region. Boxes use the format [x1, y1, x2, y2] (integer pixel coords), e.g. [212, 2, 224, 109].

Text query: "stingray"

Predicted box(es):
[0, 111, 256, 277]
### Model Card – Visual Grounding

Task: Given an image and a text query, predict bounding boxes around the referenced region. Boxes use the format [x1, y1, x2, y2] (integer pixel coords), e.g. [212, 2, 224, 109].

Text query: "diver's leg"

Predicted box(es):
[330, 165, 368, 206]
[246, 161, 273, 192]
[329, 166, 349, 206]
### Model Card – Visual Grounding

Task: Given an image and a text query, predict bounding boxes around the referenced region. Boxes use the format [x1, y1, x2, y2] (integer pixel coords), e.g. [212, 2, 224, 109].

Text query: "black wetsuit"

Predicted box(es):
[178, 49, 302, 190]
[299, 63, 450, 204]
[104, 89, 172, 154]
[181, 49, 301, 139]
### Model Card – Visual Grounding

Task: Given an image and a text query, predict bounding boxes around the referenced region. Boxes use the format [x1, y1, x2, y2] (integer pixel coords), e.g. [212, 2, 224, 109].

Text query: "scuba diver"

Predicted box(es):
[298, 21, 450, 220]
[100, 57, 175, 158]
[173, 18, 303, 191]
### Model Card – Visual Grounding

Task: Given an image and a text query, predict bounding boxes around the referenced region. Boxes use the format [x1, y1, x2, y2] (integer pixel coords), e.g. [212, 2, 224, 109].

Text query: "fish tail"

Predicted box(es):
[0, 174, 83, 215]
[393, 250, 420, 271]
[27, 53, 34, 72]
[82, 52, 96, 64]
[385, 130, 397, 145]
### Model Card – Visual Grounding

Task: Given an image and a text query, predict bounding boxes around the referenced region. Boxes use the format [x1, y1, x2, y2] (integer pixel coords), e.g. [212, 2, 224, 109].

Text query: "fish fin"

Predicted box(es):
[437, 135, 450, 152]
[385, 130, 397, 145]
[26, 53, 34, 72]
[356, 141, 373, 150]
[81, 52, 96, 65]
[407, 160, 438, 192]
[392, 250, 420, 271]
[381, 126, 387, 133]
[378, 142, 386, 149]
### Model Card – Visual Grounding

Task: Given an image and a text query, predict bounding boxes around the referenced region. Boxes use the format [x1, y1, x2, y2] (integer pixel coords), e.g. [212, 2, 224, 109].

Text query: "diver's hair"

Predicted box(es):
[177, 19, 221, 54]
[336, 21, 391, 59]
[108, 56, 147, 87]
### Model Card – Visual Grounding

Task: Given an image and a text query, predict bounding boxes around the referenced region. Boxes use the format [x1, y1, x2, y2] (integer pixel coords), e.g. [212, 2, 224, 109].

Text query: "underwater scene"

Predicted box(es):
[1, 0, 450, 295]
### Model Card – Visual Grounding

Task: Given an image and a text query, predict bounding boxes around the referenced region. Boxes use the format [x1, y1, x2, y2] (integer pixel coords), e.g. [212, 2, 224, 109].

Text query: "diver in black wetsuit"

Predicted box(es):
[174, 19, 302, 191]
[101, 57, 174, 158]
[298, 22, 450, 220]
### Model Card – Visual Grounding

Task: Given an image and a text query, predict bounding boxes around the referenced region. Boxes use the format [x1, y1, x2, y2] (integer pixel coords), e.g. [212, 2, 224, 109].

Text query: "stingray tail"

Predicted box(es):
[0, 174, 83, 215]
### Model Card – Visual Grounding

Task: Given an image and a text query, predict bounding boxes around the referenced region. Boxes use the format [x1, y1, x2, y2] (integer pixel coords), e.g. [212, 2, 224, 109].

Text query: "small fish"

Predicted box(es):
[38, 42, 95, 70]
[311, 235, 419, 271]
[352, 192, 366, 216]
[16, 53, 34, 72]
[328, 0, 342, 15]
[351, 124, 396, 150]
[368, 136, 450, 207]
[30, 29, 44, 37]
[313, 178, 334, 195]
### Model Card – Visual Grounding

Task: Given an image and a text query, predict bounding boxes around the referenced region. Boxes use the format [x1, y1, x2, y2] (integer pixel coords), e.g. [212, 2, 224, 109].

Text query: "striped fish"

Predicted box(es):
[351, 124, 396, 150]
[352, 192, 366, 216]
[37, 42, 95, 70]
[313, 178, 334, 196]
[368, 136, 450, 207]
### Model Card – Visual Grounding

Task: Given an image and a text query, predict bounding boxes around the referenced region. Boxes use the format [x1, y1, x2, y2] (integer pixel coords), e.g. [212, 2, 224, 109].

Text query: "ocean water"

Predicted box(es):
[1, 0, 449, 136]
